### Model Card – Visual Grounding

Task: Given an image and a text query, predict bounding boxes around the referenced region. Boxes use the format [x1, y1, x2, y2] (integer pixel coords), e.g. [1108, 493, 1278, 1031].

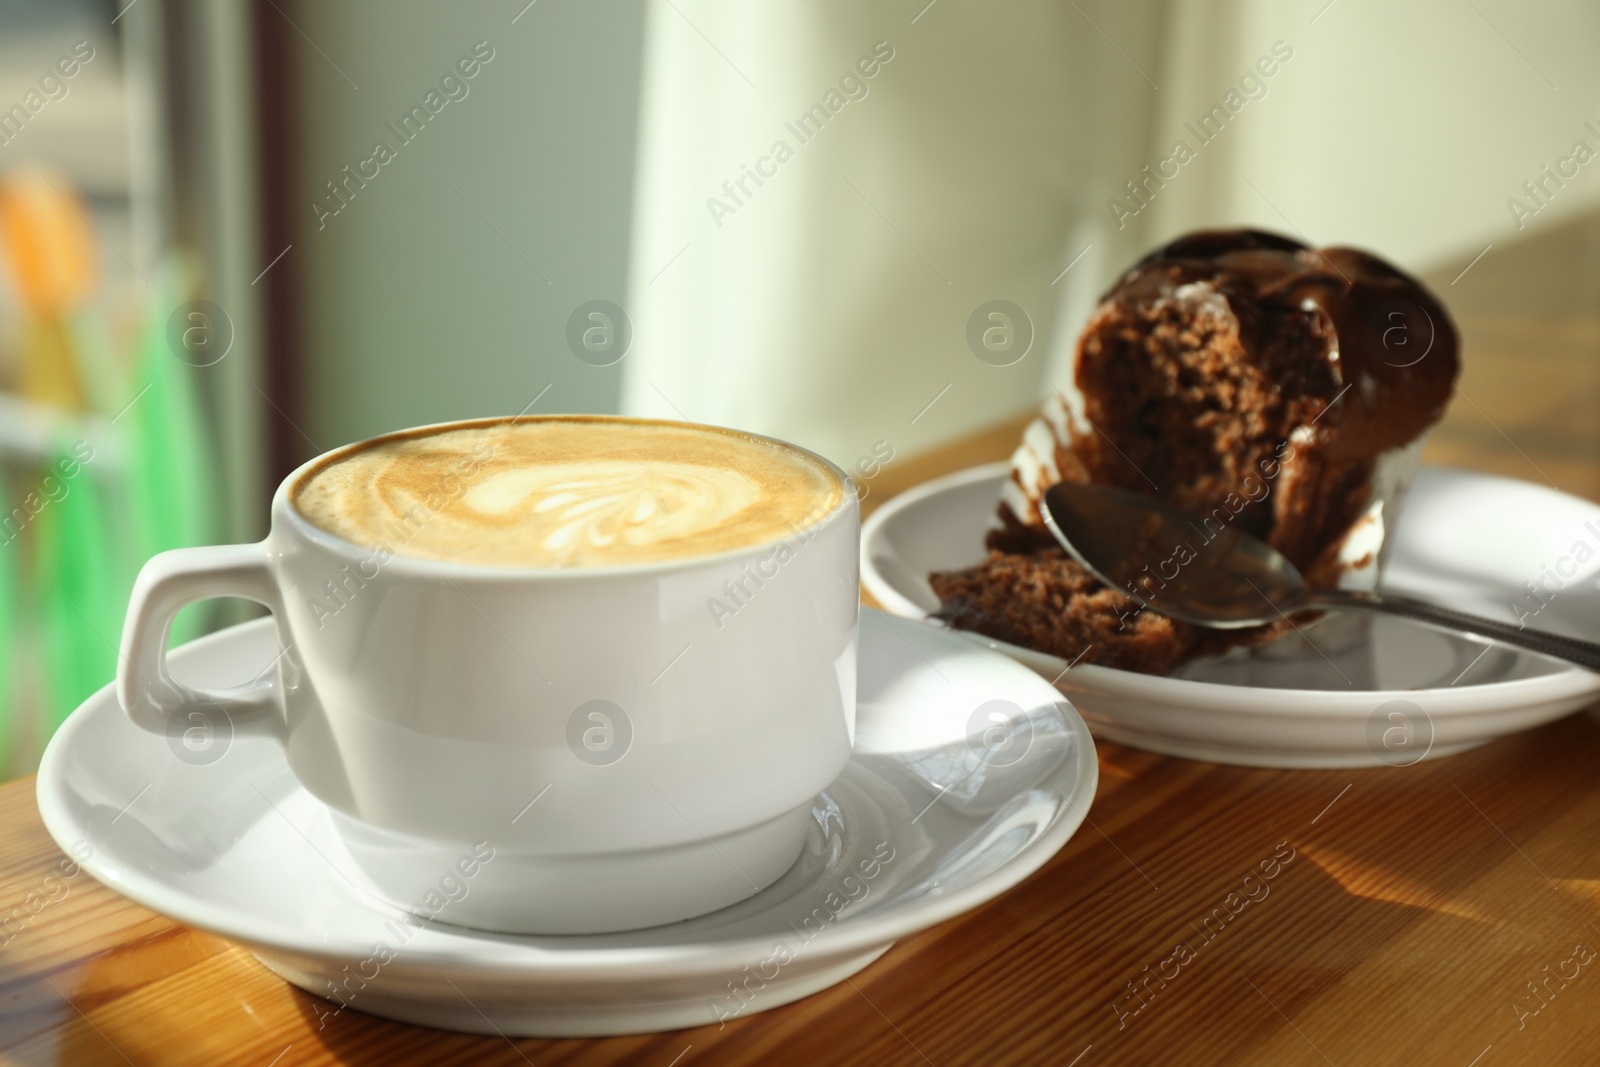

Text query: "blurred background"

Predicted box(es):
[1, 0, 1597, 776]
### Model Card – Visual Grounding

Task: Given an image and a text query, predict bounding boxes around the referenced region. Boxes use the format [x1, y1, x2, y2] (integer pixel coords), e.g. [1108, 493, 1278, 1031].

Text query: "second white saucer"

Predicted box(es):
[862, 463, 1600, 768]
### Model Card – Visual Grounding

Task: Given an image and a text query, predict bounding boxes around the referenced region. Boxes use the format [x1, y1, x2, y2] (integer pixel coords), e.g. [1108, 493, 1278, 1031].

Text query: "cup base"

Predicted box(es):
[332, 801, 815, 935]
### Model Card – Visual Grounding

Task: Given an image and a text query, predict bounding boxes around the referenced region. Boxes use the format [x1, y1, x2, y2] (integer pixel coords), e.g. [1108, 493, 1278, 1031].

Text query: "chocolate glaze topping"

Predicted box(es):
[1125, 228, 1459, 460]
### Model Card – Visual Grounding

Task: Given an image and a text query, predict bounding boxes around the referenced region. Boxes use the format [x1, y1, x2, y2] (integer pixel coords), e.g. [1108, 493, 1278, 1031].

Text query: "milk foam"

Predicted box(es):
[291, 417, 844, 567]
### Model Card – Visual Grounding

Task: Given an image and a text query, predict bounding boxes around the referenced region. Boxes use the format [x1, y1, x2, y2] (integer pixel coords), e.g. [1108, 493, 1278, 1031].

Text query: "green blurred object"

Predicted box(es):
[0, 477, 15, 772]
[36, 439, 119, 731]
[64, 307, 122, 417]
[24, 262, 223, 735]
[123, 270, 219, 646]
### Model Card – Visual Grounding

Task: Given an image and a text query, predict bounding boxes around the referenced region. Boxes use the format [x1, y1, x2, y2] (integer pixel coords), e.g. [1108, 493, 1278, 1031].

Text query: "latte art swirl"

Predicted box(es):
[292, 417, 844, 567]
[460, 462, 760, 564]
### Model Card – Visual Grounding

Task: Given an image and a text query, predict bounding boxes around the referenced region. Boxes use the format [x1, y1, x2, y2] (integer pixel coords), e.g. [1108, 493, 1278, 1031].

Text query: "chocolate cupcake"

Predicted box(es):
[932, 229, 1459, 674]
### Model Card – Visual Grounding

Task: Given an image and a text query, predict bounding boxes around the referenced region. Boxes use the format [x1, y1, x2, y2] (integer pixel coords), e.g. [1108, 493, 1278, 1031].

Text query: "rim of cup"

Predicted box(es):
[270, 413, 860, 581]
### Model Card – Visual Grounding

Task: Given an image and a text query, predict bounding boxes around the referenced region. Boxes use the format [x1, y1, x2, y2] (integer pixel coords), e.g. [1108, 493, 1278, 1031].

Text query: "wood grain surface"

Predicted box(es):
[2, 231, 1598, 1065]
[5, 712, 1600, 1066]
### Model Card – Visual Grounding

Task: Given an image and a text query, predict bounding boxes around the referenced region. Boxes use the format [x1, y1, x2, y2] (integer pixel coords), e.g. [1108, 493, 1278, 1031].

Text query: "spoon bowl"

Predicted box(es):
[1040, 482, 1310, 629]
[1040, 480, 1600, 671]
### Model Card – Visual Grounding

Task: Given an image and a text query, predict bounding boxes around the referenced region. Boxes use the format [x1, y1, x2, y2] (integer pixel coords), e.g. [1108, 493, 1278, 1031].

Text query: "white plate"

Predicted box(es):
[862, 463, 1600, 768]
[36, 610, 1096, 1037]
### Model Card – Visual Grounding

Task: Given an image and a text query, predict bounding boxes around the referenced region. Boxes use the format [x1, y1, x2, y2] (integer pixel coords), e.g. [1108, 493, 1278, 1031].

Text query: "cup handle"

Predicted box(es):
[118, 543, 282, 738]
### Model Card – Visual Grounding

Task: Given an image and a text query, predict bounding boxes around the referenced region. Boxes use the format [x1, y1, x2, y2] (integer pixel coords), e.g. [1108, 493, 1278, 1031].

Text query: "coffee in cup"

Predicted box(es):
[290, 417, 844, 568]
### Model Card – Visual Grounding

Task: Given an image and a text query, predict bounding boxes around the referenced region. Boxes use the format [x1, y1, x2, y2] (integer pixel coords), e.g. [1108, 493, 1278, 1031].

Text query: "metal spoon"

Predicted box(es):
[1040, 481, 1600, 672]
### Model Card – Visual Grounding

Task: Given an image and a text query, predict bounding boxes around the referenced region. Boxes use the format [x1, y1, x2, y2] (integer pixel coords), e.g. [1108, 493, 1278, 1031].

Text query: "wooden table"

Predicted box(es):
[3, 236, 1599, 1065]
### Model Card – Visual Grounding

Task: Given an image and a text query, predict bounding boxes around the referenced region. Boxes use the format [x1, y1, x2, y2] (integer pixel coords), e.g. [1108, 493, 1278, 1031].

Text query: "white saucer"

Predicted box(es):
[36, 609, 1096, 1037]
[863, 463, 1600, 768]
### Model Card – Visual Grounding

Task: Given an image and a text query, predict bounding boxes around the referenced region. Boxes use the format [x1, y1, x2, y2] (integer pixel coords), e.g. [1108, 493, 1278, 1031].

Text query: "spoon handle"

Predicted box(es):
[1309, 588, 1600, 672]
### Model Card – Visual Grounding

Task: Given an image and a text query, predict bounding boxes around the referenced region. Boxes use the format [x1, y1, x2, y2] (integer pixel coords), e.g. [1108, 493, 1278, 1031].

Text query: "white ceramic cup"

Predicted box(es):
[117, 417, 860, 934]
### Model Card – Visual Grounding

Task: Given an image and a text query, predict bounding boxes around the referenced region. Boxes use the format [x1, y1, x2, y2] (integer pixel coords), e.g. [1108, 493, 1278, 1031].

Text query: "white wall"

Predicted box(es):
[1144, 0, 1600, 271]
[620, 0, 1167, 467]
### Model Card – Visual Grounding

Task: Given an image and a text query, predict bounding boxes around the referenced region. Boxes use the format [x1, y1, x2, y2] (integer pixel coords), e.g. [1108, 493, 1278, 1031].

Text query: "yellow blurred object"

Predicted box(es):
[0, 169, 98, 314]
[0, 169, 99, 409]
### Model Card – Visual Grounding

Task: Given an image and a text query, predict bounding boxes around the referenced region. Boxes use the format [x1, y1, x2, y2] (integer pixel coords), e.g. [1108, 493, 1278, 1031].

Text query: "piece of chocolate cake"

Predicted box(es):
[932, 228, 1460, 674]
